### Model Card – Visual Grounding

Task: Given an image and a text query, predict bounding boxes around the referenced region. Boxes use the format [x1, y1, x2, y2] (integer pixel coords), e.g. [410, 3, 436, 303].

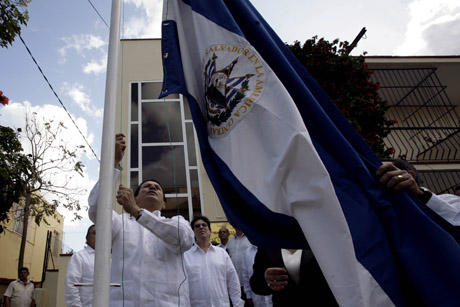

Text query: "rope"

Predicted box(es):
[120, 1, 126, 306]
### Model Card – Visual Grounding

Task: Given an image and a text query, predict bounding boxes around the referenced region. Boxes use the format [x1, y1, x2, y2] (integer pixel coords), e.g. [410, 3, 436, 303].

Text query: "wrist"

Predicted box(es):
[417, 189, 432, 204]
[134, 208, 144, 220]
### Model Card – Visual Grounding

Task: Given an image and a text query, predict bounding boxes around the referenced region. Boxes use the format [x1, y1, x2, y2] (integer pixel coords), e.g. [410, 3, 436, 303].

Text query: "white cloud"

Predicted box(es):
[395, 0, 460, 55]
[0, 101, 98, 248]
[123, 0, 162, 38]
[59, 34, 106, 64]
[62, 82, 103, 118]
[83, 56, 107, 75]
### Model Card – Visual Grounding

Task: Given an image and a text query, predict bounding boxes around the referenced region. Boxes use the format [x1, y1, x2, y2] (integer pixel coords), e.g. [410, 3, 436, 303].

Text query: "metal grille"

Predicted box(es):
[418, 169, 460, 194]
[371, 68, 460, 162]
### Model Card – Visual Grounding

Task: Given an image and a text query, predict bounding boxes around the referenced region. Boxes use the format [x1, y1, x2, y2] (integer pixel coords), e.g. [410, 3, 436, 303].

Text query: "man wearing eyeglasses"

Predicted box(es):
[88, 134, 194, 306]
[184, 216, 244, 306]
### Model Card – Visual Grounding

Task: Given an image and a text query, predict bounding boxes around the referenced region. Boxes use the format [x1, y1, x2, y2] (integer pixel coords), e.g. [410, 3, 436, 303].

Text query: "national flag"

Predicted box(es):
[159, 0, 460, 306]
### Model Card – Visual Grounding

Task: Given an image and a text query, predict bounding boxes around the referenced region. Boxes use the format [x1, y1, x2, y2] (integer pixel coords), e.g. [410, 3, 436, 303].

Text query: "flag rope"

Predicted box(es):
[163, 97, 188, 306]
[119, 1, 126, 305]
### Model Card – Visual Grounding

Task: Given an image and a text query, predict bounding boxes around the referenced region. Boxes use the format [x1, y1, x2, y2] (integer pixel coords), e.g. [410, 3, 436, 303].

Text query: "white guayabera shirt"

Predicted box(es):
[88, 169, 195, 307]
[184, 243, 244, 307]
[425, 191, 460, 226]
[65, 246, 95, 307]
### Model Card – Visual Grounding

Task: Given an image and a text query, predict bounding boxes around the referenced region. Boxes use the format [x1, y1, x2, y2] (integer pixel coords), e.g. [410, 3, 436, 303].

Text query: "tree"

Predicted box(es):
[16, 110, 86, 270]
[0, 91, 32, 233]
[0, 0, 31, 48]
[288, 37, 395, 158]
[0, 125, 31, 233]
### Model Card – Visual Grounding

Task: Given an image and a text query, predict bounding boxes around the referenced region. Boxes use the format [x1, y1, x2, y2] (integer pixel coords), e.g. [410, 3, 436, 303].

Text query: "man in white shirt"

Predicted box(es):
[184, 216, 243, 307]
[242, 245, 273, 307]
[227, 227, 252, 301]
[217, 226, 230, 249]
[65, 225, 96, 307]
[88, 134, 194, 306]
[4, 267, 35, 307]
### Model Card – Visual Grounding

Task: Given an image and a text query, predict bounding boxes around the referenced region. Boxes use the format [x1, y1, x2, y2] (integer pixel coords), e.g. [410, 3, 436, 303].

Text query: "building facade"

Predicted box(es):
[116, 39, 228, 223]
[366, 56, 460, 194]
[0, 197, 63, 303]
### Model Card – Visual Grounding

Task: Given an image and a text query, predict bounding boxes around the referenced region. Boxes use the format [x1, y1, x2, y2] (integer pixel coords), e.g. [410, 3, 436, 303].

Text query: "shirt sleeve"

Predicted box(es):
[4, 281, 14, 297]
[241, 249, 253, 299]
[426, 193, 460, 226]
[65, 253, 83, 307]
[225, 252, 244, 307]
[137, 210, 194, 253]
[88, 168, 122, 233]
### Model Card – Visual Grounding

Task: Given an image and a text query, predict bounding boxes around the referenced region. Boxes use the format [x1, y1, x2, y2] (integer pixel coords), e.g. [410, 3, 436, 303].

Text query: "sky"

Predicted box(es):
[1, 0, 460, 251]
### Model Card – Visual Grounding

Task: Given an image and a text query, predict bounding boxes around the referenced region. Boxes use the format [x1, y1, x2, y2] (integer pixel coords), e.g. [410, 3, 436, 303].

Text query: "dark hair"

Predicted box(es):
[86, 225, 96, 238]
[134, 179, 167, 202]
[190, 216, 211, 231]
[455, 185, 460, 192]
[392, 158, 421, 186]
[18, 267, 29, 273]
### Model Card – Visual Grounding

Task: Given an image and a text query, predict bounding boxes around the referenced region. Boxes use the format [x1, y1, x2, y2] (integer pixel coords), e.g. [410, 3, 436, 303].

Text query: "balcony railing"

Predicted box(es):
[371, 68, 460, 162]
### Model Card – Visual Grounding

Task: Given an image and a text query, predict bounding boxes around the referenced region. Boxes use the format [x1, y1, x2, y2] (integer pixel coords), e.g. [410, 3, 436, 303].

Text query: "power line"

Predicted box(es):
[18, 34, 100, 162]
[87, 0, 110, 29]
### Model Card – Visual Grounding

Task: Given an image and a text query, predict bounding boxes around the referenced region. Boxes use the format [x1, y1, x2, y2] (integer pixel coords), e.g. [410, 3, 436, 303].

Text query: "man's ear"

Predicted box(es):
[408, 170, 417, 180]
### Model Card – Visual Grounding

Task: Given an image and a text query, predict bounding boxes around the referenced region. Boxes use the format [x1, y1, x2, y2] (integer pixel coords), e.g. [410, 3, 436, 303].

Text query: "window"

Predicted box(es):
[129, 82, 203, 220]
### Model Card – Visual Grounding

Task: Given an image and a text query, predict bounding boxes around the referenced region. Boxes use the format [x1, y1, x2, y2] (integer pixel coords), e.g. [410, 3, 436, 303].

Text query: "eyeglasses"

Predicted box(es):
[218, 231, 228, 234]
[194, 223, 208, 229]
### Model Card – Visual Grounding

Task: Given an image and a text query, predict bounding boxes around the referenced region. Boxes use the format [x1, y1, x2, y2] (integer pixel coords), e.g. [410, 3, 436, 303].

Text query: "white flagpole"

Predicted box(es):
[92, 0, 122, 306]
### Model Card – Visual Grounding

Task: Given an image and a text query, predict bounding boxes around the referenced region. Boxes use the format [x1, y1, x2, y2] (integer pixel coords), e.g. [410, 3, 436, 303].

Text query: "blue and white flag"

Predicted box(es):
[160, 0, 460, 306]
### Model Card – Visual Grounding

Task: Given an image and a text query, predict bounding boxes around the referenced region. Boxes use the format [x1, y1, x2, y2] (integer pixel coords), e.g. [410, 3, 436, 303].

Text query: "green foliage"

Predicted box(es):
[0, 0, 31, 48]
[0, 125, 32, 233]
[288, 36, 395, 157]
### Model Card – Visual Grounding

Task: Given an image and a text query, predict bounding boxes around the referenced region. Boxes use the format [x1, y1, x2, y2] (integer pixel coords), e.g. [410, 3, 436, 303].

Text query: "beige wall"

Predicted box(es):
[0, 203, 64, 305]
[55, 255, 71, 307]
[0, 205, 64, 281]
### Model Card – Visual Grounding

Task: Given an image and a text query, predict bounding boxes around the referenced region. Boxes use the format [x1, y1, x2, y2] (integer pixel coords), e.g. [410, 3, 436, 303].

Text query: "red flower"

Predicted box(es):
[0, 91, 9, 106]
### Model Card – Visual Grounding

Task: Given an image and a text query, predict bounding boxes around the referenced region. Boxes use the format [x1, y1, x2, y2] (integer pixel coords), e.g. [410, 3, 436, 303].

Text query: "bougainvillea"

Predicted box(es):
[288, 36, 395, 158]
[0, 91, 9, 106]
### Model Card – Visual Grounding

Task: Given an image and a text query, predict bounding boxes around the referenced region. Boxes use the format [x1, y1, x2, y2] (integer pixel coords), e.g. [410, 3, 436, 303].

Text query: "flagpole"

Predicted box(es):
[92, 0, 122, 306]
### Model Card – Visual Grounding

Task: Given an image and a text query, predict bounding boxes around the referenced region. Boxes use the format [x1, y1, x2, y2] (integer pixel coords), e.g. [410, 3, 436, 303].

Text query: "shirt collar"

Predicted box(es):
[85, 245, 96, 253]
[16, 279, 32, 285]
[191, 242, 216, 253]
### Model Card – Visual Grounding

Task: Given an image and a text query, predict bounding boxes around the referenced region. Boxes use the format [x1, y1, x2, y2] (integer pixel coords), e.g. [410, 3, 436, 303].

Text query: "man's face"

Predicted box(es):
[218, 227, 229, 241]
[136, 181, 165, 211]
[18, 270, 29, 281]
[193, 219, 211, 241]
[86, 226, 96, 249]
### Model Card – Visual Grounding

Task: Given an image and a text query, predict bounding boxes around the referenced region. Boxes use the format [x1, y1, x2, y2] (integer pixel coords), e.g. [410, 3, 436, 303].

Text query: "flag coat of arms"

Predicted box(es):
[159, 0, 460, 306]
